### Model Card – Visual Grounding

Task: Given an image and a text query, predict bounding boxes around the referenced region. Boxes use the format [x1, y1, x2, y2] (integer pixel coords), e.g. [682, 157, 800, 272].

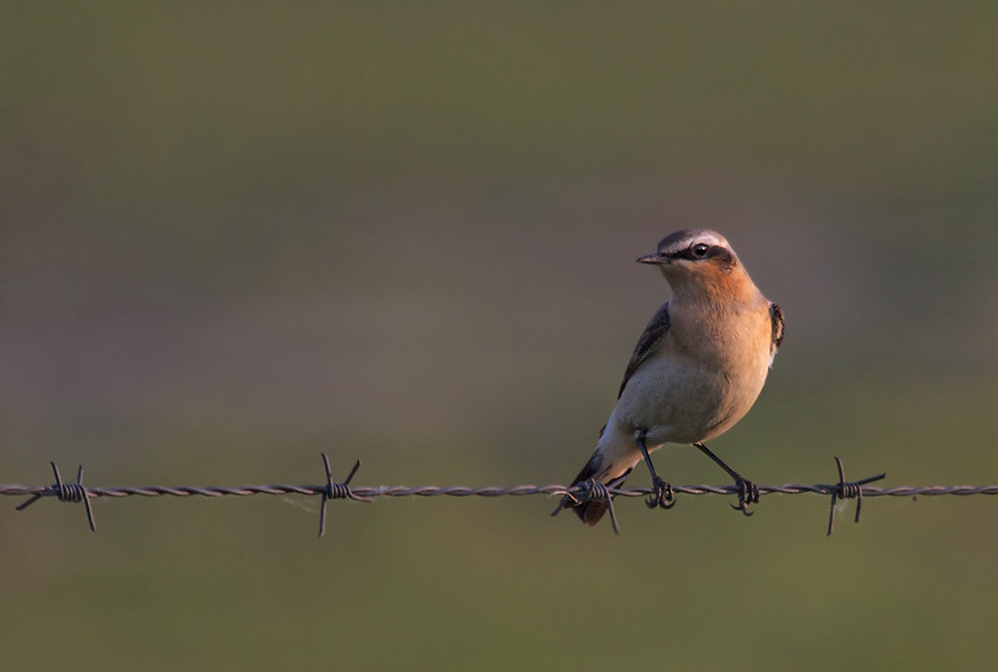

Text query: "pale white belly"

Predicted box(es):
[611, 347, 769, 446]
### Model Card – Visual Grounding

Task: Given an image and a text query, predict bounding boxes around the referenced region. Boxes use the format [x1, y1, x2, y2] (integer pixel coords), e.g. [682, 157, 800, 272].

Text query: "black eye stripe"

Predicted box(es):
[664, 244, 735, 266]
[669, 244, 716, 260]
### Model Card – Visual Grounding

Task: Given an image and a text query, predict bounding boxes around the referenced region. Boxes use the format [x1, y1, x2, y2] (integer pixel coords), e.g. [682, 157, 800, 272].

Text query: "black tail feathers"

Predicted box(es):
[554, 453, 631, 526]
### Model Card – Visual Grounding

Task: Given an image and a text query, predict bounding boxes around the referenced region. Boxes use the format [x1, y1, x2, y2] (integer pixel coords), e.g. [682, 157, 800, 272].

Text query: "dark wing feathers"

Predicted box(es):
[769, 302, 785, 353]
[618, 302, 670, 399]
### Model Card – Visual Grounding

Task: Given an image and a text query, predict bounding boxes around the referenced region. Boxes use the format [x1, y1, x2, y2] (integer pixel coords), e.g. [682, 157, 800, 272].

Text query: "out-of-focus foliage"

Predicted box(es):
[1, 3, 996, 670]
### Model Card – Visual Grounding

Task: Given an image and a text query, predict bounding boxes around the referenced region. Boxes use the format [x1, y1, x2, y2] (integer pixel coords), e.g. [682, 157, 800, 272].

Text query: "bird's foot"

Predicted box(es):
[646, 476, 676, 510]
[729, 477, 760, 516]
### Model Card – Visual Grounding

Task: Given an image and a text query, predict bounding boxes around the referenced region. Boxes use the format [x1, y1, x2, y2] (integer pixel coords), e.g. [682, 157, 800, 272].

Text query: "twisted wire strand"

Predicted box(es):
[4, 482, 998, 500]
[7, 456, 993, 536]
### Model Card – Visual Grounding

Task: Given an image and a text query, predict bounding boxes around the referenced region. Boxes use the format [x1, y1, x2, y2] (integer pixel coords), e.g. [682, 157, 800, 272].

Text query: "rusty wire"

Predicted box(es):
[3, 455, 997, 536]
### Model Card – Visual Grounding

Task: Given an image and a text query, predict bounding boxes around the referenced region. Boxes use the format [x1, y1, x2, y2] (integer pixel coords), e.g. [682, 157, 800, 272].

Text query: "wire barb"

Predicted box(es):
[15, 462, 96, 532]
[827, 457, 887, 536]
[318, 454, 371, 537]
[575, 479, 621, 535]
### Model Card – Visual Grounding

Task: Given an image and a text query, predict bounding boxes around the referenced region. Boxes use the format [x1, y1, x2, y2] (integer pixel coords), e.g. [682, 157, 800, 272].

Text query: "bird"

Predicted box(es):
[554, 229, 784, 530]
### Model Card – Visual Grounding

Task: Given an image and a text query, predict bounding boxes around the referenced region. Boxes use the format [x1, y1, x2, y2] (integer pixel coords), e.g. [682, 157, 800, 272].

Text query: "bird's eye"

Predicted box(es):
[691, 244, 710, 258]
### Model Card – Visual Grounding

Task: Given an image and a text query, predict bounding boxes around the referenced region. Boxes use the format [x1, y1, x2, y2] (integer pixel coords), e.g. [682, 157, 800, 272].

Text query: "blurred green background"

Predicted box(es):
[2, 3, 997, 670]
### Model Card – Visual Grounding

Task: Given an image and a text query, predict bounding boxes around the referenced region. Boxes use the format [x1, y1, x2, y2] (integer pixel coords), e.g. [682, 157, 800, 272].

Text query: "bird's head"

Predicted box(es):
[638, 229, 750, 298]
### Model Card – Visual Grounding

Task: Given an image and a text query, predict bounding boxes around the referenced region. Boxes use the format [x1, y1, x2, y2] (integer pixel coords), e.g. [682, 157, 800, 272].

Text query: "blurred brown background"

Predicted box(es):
[2, 3, 997, 670]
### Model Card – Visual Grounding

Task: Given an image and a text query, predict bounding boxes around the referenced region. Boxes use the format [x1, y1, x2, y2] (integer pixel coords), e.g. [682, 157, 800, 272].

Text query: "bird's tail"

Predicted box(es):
[553, 452, 633, 526]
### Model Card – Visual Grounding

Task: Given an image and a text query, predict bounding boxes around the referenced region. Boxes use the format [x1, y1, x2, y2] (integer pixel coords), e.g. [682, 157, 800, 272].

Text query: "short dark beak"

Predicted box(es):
[637, 253, 667, 265]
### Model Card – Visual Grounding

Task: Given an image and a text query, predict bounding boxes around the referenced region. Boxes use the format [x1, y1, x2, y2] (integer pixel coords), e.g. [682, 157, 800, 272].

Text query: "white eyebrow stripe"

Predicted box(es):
[662, 232, 727, 255]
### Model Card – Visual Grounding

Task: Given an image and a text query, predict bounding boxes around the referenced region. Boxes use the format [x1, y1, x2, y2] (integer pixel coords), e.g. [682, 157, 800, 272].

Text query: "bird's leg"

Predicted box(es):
[637, 434, 675, 510]
[693, 442, 759, 516]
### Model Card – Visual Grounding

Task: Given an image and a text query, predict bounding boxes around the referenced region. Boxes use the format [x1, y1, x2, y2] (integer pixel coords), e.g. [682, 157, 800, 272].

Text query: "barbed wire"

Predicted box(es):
[3, 455, 996, 536]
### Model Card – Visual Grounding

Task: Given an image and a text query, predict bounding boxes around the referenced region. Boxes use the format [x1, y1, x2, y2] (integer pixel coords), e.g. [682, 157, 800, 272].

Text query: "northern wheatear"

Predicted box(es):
[556, 229, 784, 527]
